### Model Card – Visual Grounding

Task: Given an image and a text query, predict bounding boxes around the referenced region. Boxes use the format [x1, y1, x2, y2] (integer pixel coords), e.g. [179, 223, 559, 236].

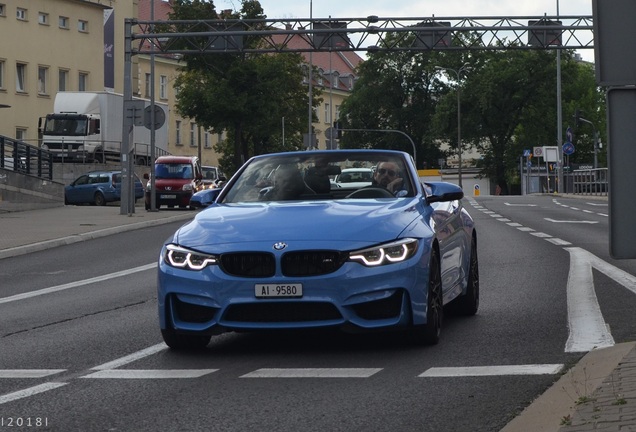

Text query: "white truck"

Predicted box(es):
[39, 91, 169, 165]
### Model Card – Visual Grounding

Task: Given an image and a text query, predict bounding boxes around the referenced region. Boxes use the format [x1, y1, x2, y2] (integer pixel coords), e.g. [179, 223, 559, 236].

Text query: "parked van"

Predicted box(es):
[145, 155, 202, 210]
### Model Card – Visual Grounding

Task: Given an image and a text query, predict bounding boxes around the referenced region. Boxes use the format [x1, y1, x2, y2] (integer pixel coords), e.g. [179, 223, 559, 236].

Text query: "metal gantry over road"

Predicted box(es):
[127, 15, 594, 54]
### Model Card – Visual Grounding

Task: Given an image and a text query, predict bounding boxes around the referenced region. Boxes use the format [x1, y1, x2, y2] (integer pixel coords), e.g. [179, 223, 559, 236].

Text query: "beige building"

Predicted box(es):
[0, 0, 360, 170]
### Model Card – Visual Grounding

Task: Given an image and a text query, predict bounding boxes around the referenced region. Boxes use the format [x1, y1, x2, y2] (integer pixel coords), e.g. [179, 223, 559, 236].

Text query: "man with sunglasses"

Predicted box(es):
[372, 161, 406, 195]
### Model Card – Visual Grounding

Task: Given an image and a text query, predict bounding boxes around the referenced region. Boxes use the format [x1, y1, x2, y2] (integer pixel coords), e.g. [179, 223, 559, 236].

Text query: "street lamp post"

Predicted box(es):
[435, 64, 470, 190]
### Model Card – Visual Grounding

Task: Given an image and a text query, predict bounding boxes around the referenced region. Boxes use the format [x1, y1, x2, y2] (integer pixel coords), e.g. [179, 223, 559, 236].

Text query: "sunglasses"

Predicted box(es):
[377, 168, 397, 177]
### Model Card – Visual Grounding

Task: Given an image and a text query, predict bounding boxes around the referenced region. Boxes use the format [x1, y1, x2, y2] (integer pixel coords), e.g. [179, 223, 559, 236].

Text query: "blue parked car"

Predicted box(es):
[64, 170, 144, 206]
[157, 149, 479, 350]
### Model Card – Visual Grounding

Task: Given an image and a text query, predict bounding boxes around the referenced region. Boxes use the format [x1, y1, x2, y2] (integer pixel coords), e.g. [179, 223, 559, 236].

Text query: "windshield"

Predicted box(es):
[155, 163, 194, 179]
[44, 115, 88, 136]
[221, 151, 414, 203]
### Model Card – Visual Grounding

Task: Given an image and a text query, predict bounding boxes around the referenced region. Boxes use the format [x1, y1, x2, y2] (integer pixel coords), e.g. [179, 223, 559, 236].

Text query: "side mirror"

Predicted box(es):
[425, 182, 464, 204]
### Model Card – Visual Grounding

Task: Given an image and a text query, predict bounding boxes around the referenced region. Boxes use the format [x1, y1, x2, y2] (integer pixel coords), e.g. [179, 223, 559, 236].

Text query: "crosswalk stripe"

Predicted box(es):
[418, 364, 564, 377]
[81, 369, 218, 379]
[240, 368, 383, 378]
[0, 370, 65, 378]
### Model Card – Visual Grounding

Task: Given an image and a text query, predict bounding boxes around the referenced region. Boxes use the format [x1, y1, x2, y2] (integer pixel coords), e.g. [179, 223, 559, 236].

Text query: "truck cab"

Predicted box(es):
[145, 155, 202, 210]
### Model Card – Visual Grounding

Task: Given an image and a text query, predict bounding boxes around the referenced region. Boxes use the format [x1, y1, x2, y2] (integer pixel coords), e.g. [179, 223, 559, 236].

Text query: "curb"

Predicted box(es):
[500, 342, 636, 432]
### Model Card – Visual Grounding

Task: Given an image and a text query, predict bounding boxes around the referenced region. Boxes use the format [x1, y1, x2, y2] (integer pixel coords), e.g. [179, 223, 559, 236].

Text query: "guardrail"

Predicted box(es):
[0, 135, 54, 181]
[572, 168, 608, 196]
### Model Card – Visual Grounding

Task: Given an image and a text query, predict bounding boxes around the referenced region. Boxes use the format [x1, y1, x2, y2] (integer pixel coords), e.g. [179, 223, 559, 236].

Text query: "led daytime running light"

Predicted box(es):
[349, 239, 418, 267]
[165, 244, 217, 270]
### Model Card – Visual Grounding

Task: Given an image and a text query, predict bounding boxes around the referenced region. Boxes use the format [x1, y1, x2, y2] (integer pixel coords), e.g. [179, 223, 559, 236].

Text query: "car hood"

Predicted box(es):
[173, 199, 426, 251]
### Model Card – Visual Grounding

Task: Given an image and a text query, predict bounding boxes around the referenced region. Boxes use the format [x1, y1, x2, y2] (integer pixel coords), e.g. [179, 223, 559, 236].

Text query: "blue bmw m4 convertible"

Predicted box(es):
[157, 149, 478, 349]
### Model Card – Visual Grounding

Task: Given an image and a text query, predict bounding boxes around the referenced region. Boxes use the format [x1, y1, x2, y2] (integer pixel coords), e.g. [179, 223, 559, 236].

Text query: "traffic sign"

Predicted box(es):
[563, 141, 575, 155]
[533, 146, 543, 158]
[566, 127, 573, 143]
[523, 149, 531, 157]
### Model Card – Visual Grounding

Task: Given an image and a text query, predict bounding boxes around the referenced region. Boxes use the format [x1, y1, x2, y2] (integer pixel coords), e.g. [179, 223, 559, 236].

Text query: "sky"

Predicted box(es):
[218, 0, 594, 61]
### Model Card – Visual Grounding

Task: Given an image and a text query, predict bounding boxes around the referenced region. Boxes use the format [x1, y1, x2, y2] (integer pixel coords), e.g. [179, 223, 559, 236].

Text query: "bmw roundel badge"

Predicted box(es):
[273, 242, 287, 251]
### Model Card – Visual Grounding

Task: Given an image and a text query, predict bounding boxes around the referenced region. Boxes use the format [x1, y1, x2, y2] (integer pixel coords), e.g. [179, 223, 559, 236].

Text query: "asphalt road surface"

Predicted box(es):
[1, 195, 635, 431]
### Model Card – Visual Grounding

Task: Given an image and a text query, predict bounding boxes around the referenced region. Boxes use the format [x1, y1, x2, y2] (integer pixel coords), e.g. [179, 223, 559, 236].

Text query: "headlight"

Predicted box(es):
[349, 238, 419, 267]
[164, 244, 218, 270]
[183, 183, 193, 191]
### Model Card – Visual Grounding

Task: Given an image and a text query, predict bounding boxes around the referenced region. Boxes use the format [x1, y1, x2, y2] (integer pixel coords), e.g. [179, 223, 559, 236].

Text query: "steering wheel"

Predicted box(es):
[345, 187, 395, 199]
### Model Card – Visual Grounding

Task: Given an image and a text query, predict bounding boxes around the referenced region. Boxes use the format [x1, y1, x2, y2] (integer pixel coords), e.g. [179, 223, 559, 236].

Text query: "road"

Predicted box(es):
[1, 195, 635, 431]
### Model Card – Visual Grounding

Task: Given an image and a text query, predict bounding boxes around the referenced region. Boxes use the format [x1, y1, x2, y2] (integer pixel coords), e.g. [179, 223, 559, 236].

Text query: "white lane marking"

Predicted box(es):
[240, 368, 382, 378]
[517, 227, 535, 232]
[546, 238, 572, 246]
[0, 383, 68, 405]
[490, 214, 503, 218]
[497, 218, 511, 222]
[82, 369, 217, 379]
[91, 343, 168, 370]
[586, 202, 607, 207]
[507, 222, 523, 227]
[0, 263, 156, 305]
[504, 203, 537, 207]
[0, 370, 66, 378]
[531, 232, 552, 238]
[545, 218, 598, 224]
[564, 247, 616, 353]
[419, 364, 563, 377]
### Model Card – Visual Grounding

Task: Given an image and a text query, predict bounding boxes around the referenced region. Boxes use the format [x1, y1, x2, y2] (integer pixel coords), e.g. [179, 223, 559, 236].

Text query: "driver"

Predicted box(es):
[372, 161, 405, 195]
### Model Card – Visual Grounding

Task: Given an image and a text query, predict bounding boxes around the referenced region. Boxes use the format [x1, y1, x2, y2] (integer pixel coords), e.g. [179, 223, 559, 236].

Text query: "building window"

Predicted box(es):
[58, 69, 68, 91]
[16, 63, 26, 92]
[0, 4, 5, 17]
[144, 73, 151, 97]
[78, 72, 88, 91]
[16, 128, 26, 141]
[189, 123, 196, 147]
[0, 60, 5, 90]
[175, 120, 182, 145]
[38, 12, 48, 25]
[159, 75, 167, 99]
[324, 103, 331, 124]
[204, 131, 210, 148]
[59, 16, 69, 29]
[16, 7, 26, 21]
[38, 66, 48, 95]
[78, 20, 88, 32]
[332, 73, 339, 89]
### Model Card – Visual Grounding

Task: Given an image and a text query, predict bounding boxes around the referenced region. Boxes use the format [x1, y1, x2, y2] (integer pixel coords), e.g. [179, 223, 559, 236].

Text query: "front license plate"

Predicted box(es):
[160, 194, 177, 199]
[255, 284, 303, 298]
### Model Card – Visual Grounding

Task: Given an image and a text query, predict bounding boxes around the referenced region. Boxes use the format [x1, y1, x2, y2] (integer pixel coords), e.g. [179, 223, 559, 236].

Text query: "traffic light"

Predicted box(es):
[573, 109, 583, 127]
[333, 121, 342, 139]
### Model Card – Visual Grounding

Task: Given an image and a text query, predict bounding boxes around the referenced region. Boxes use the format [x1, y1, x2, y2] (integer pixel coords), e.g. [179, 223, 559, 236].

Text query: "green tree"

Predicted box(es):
[169, 0, 319, 174]
[338, 34, 447, 170]
[433, 48, 603, 194]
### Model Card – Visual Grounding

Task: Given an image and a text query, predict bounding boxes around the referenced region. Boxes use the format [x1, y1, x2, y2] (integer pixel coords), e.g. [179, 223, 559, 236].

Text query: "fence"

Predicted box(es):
[0, 135, 54, 181]
[571, 168, 608, 196]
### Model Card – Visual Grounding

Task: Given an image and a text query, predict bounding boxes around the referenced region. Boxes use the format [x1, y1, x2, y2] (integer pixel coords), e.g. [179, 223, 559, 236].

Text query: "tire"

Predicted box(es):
[407, 248, 443, 345]
[94, 192, 106, 206]
[448, 237, 479, 316]
[161, 329, 211, 350]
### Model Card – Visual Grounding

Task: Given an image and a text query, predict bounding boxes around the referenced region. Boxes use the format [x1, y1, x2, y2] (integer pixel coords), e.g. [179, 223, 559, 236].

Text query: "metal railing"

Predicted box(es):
[572, 168, 608, 196]
[0, 135, 54, 180]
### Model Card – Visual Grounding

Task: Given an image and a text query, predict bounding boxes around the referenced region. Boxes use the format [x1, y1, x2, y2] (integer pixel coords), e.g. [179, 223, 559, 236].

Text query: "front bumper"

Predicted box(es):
[157, 247, 431, 335]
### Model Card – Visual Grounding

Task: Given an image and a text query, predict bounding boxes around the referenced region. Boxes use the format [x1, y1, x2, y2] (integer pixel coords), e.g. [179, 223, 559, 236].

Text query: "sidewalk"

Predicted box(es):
[0, 203, 193, 260]
[1, 203, 635, 431]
